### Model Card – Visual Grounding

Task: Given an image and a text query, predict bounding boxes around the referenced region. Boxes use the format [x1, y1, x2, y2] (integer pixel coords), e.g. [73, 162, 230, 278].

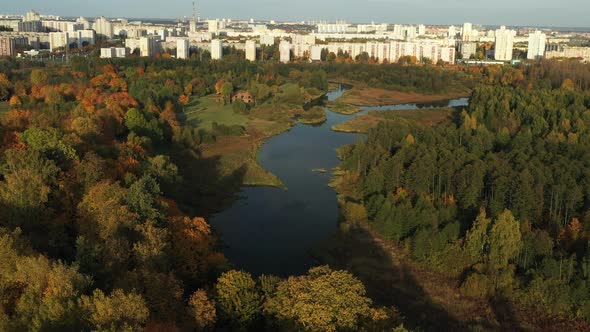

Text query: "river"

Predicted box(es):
[211, 85, 469, 277]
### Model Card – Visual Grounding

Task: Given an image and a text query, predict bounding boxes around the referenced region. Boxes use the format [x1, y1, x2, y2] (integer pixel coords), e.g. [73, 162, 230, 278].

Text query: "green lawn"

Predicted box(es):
[183, 95, 248, 130]
[0, 101, 9, 116]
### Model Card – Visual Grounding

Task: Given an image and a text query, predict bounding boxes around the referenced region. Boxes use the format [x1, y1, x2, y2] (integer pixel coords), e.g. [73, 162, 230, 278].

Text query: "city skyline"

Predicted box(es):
[2, 0, 590, 28]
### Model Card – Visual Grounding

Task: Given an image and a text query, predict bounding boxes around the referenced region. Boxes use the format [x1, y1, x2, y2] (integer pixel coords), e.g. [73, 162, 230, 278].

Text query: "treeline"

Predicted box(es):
[0, 58, 397, 331]
[336, 65, 590, 321]
[322, 62, 476, 94]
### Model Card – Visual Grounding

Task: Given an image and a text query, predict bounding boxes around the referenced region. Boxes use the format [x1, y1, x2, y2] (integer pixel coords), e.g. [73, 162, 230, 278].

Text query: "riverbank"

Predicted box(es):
[331, 108, 456, 133]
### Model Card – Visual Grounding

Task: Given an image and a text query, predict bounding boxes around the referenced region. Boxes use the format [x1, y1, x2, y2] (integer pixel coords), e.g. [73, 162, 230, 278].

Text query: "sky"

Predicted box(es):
[3, 0, 590, 27]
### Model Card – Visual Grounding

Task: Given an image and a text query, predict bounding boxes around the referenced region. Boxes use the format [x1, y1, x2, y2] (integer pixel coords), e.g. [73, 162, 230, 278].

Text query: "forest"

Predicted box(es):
[335, 61, 590, 326]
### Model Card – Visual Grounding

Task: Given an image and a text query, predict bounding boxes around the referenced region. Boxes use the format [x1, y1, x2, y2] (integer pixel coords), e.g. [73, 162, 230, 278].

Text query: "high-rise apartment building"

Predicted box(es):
[42, 20, 84, 32]
[139, 36, 160, 57]
[93, 16, 113, 39]
[459, 42, 478, 59]
[245, 40, 256, 61]
[211, 39, 223, 59]
[279, 40, 291, 63]
[177, 39, 190, 59]
[0, 37, 16, 57]
[49, 32, 71, 51]
[23, 10, 40, 22]
[462, 22, 472, 41]
[527, 30, 547, 60]
[77, 16, 91, 30]
[208, 20, 219, 33]
[311, 45, 323, 61]
[189, 19, 197, 33]
[494, 26, 515, 61]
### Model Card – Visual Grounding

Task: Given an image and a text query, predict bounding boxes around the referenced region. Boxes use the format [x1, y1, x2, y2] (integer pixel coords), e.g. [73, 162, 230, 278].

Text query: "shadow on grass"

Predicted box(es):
[313, 224, 467, 331]
[166, 145, 246, 218]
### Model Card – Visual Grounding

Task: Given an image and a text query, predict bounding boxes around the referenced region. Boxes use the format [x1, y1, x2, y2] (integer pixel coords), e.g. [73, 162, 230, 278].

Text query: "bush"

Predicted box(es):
[232, 99, 248, 115]
[211, 122, 245, 137]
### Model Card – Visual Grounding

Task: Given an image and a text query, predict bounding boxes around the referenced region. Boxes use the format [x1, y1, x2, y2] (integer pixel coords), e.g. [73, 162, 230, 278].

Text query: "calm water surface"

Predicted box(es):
[211, 86, 468, 276]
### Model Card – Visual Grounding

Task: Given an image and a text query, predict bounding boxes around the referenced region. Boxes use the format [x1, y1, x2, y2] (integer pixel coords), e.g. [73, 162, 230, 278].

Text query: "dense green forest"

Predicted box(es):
[335, 61, 590, 322]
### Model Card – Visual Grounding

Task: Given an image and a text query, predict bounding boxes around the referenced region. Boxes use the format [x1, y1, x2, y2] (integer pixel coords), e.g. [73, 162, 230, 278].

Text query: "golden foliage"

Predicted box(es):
[188, 290, 217, 331]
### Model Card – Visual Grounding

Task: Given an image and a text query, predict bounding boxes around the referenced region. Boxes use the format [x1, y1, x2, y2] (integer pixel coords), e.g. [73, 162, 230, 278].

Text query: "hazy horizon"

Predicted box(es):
[3, 0, 590, 28]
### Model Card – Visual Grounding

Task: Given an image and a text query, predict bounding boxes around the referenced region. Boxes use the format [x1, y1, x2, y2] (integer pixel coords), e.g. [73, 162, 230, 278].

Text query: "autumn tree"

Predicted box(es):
[188, 289, 217, 331]
[79, 289, 149, 332]
[221, 82, 233, 105]
[215, 270, 261, 327]
[0, 73, 12, 101]
[264, 266, 376, 332]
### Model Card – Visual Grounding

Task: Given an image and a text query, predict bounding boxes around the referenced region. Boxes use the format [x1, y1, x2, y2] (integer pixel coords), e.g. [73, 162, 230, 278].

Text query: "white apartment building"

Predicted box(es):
[260, 34, 275, 46]
[0, 19, 20, 32]
[292, 34, 315, 45]
[24, 10, 40, 22]
[156, 29, 169, 42]
[448, 25, 457, 38]
[279, 40, 291, 63]
[211, 39, 223, 59]
[140, 36, 160, 57]
[461, 22, 480, 42]
[393, 24, 426, 39]
[100, 47, 115, 58]
[208, 20, 221, 33]
[357, 23, 388, 33]
[18, 21, 42, 33]
[115, 47, 128, 58]
[293, 43, 311, 59]
[494, 26, 515, 61]
[49, 31, 72, 51]
[545, 46, 590, 62]
[245, 40, 256, 61]
[177, 39, 190, 59]
[100, 47, 128, 58]
[321, 40, 455, 64]
[189, 19, 197, 33]
[316, 23, 349, 34]
[311, 45, 323, 61]
[459, 42, 478, 59]
[77, 17, 91, 30]
[462, 23, 472, 41]
[527, 30, 547, 60]
[125, 38, 140, 53]
[42, 20, 84, 32]
[93, 16, 113, 39]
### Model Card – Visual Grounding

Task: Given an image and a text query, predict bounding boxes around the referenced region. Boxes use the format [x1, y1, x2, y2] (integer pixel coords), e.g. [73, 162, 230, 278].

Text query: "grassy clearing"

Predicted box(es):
[183, 96, 248, 130]
[203, 135, 283, 188]
[332, 108, 455, 133]
[336, 87, 468, 106]
[185, 95, 307, 188]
